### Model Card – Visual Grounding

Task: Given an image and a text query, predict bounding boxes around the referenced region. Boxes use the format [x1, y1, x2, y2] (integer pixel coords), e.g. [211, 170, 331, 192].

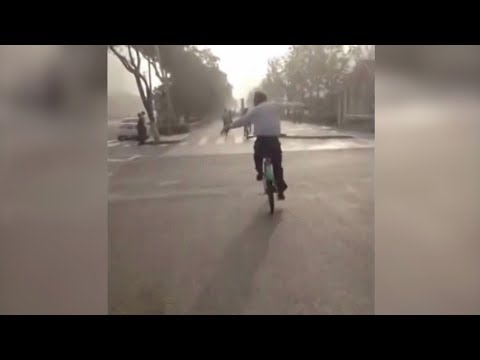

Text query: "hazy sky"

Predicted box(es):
[200, 45, 290, 99]
[108, 45, 290, 100]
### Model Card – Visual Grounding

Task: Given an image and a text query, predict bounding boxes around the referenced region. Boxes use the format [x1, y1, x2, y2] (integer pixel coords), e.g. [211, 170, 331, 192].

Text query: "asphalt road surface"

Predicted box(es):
[108, 120, 374, 314]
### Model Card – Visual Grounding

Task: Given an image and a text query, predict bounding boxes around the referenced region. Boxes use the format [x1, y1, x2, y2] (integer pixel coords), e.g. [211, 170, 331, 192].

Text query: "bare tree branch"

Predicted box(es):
[126, 45, 133, 63]
[126, 45, 139, 71]
[109, 45, 135, 74]
[134, 47, 141, 68]
[149, 58, 164, 83]
[139, 73, 150, 98]
[111, 46, 150, 88]
[109, 45, 155, 123]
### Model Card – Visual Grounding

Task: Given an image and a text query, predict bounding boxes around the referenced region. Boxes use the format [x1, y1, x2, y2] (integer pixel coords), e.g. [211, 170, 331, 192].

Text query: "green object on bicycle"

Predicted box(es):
[265, 163, 274, 181]
[263, 158, 276, 214]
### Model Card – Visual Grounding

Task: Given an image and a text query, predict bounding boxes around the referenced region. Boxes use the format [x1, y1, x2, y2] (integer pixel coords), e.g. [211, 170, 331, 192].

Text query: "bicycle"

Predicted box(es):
[221, 127, 276, 214]
[262, 157, 276, 214]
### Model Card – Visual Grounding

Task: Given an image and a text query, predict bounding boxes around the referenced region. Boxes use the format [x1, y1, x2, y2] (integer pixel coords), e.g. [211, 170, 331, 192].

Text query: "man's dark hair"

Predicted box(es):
[253, 91, 267, 106]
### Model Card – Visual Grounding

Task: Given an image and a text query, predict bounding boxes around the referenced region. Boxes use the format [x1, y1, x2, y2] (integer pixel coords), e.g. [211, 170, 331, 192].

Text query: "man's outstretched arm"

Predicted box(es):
[228, 110, 254, 129]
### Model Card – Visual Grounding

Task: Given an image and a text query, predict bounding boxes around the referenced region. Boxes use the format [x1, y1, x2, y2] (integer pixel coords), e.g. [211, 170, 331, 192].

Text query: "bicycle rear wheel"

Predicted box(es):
[264, 159, 275, 214]
[266, 180, 275, 214]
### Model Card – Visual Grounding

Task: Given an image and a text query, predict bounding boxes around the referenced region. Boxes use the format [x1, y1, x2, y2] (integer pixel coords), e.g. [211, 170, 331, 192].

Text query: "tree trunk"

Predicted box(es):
[133, 73, 160, 142]
[134, 74, 154, 123]
[154, 46, 177, 132]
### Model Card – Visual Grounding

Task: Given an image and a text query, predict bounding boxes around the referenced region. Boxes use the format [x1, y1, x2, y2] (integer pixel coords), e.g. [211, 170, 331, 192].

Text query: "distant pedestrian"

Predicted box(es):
[137, 112, 148, 145]
[242, 108, 251, 137]
[222, 109, 229, 127]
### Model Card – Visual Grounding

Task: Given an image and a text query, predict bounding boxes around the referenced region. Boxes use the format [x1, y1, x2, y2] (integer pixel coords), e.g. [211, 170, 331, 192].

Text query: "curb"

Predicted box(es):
[146, 138, 187, 145]
[245, 134, 354, 140]
[151, 140, 183, 145]
[281, 134, 354, 140]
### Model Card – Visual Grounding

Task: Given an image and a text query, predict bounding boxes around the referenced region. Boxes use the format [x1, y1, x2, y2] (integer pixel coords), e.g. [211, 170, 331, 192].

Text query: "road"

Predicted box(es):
[108, 119, 374, 314]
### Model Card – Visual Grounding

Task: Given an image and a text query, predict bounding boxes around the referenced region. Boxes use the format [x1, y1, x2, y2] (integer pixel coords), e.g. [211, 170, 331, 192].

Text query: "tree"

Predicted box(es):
[112, 45, 233, 134]
[260, 58, 286, 102]
[165, 46, 233, 120]
[108, 45, 155, 124]
[257, 45, 369, 122]
[136, 45, 184, 128]
[260, 45, 364, 102]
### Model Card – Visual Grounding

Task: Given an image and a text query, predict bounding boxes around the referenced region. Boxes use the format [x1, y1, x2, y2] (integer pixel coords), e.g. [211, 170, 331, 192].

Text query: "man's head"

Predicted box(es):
[253, 91, 267, 106]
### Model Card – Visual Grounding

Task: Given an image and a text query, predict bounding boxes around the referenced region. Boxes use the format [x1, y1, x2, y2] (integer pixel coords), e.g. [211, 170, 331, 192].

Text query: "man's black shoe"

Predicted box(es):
[278, 192, 285, 200]
[256, 173, 263, 181]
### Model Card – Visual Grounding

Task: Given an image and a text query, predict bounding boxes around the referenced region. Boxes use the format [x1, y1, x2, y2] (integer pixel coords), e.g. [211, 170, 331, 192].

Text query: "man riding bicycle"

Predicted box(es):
[221, 91, 288, 200]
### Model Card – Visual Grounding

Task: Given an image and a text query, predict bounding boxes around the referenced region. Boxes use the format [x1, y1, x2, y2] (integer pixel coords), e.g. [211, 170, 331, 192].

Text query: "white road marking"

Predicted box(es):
[109, 188, 229, 202]
[198, 137, 208, 146]
[215, 137, 226, 145]
[156, 180, 180, 187]
[179, 141, 188, 146]
[306, 142, 374, 151]
[160, 144, 169, 147]
[107, 155, 141, 162]
[108, 141, 120, 148]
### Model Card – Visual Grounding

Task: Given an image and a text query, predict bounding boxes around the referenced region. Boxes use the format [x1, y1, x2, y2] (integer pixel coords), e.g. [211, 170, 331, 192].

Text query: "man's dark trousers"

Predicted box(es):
[253, 136, 287, 192]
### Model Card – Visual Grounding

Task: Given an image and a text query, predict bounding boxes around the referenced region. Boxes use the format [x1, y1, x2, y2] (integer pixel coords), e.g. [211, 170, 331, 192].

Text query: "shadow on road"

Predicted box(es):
[189, 207, 283, 314]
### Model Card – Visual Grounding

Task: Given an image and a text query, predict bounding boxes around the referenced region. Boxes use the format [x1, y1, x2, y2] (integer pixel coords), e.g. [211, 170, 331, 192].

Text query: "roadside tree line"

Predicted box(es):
[109, 45, 233, 133]
[254, 45, 374, 121]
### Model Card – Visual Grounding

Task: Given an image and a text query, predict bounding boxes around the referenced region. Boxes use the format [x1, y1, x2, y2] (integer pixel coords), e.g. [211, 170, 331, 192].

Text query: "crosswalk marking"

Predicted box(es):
[108, 155, 141, 162]
[108, 138, 373, 150]
[108, 134, 374, 159]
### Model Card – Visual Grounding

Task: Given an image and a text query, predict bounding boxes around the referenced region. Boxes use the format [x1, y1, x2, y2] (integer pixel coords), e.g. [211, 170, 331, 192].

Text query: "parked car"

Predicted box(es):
[117, 117, 139, 141]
